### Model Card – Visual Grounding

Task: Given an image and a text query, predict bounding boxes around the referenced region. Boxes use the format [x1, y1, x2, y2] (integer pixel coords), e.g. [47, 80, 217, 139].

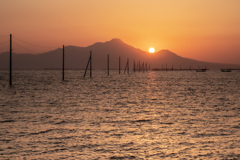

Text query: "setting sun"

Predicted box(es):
[149, 47, 155, 53]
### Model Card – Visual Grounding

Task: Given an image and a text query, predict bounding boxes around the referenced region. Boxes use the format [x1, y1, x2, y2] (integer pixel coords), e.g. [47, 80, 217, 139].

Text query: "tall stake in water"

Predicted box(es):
[10, 34, 12, 86]
[142, 62, 144, 72]
[108, 54, 109, 76]
[124, 58, 129, 74]
[127, 58, 129, 74]
[124, 59, 127, 74]
[62, 45, 64, 81]
[90, 51, 92, 78]
[84, 51, 91, 77]
[119, 57, 120, 74]
[133, 60, 135, 73]
[139, 61, 141, 71]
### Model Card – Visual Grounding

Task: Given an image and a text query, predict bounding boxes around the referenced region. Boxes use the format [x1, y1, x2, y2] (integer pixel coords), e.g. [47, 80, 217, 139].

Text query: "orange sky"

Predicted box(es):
[1, 0, 240, 64]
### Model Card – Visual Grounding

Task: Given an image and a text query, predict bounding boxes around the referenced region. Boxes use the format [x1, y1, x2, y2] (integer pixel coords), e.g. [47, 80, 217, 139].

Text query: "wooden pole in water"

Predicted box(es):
[142, 62, 144, 72]
[10, 34, 12, 86]
[62, 45, 64, 81]
[133, 60, 135, 73]
[139, 61, 141, 71]
[107, 54, 109, 76]
[90, 51, 92, 77]
[84, 56, 90, 77]
[119, 56, 120, 74]
[127, 58, 129, 74]
[124, 60, 127, 73]
[124, 58, 129, 74]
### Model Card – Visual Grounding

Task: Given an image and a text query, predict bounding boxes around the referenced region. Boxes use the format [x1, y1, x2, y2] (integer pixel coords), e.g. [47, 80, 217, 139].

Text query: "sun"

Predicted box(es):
[149, 47, 155, 53]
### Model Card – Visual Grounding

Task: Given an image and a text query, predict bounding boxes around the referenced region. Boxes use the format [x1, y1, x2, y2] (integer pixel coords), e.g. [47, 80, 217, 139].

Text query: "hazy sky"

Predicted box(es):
[1, 0, 240, 64]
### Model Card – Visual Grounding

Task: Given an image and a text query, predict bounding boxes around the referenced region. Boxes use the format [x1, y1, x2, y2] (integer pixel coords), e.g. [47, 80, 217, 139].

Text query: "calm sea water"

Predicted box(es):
[0, 70, 240, 159]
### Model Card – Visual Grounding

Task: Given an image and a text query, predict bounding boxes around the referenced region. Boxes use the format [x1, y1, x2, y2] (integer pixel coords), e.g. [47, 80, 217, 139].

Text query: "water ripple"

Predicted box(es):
[0, 70, 239, 159]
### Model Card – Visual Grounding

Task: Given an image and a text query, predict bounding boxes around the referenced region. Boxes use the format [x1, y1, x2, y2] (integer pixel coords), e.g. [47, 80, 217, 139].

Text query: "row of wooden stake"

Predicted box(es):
[63, 49, 150, 80]
[8, 34, 150, 86]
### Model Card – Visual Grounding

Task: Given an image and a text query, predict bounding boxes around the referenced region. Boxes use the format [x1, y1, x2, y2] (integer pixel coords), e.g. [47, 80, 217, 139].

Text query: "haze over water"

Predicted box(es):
[0, 70, 240, 159]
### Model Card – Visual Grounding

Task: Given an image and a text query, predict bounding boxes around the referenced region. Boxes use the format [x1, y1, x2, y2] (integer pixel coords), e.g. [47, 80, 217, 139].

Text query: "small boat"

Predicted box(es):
[196, 69, 207, 72]
[220, 69, 231, 72]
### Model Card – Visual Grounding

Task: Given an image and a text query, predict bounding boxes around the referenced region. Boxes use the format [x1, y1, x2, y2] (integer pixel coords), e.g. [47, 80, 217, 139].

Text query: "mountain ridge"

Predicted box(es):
[0, 38, 240, 70]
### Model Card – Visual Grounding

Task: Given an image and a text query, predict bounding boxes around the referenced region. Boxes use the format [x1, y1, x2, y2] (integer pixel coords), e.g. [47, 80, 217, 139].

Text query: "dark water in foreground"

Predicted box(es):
[0, 70, 240, 159]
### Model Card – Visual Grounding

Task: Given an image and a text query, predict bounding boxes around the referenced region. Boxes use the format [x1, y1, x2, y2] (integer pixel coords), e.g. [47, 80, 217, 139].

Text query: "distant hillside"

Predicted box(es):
[0, 38, 240, 70]
[148, 50, 240, 69]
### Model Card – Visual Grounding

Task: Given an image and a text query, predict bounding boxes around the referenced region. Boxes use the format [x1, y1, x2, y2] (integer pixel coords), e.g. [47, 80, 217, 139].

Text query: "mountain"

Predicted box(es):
[0, 38, 239, 70]
[147, 50, 240, 69]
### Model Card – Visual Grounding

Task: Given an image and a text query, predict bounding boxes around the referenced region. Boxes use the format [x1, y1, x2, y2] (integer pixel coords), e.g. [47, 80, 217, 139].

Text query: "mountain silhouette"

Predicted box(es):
[0, 38, 239, 70]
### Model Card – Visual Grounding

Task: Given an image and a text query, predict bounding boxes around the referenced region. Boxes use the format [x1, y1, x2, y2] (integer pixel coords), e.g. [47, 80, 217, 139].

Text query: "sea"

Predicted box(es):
[0, 70, 239, 159]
